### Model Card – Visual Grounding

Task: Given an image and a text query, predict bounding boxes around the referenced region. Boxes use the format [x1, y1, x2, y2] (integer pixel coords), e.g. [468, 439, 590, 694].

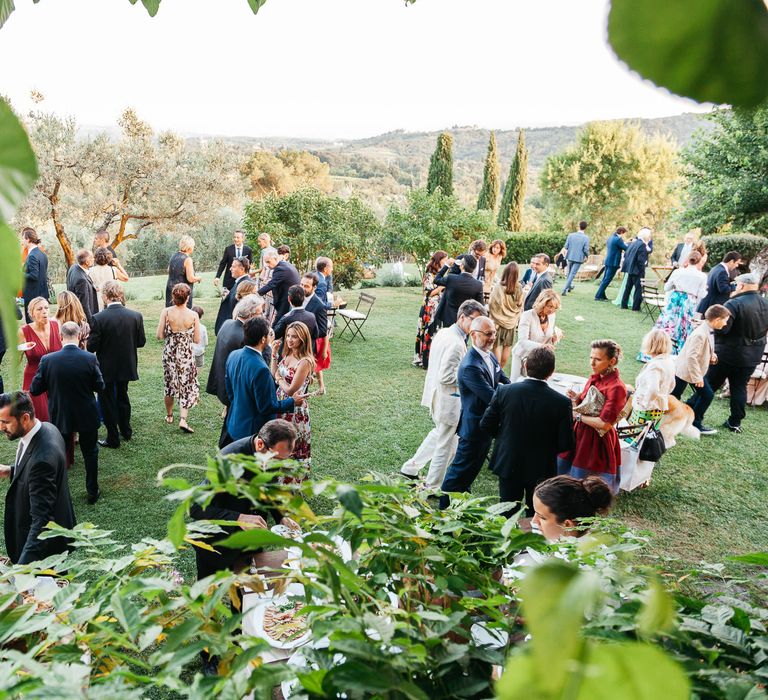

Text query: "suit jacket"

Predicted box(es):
[214, 274, 250, 334]
[87, 303, 146, 383]
[225, 347, 294, 441]
[433, 265, 484, 327]
[670, 242, 685, 266]
[304, 293, 329, 338]
[258, 261, 300, 322]
[273, 307, 318, 342]
[621, 239, 649, 277]
[604, 232, 628, 268]
[216, 244, 254, 290]
[420, 324, 467, 425]
[316, 272, 331, 308]
[456, 347, 510, 441]
[697, 263, 733, 313]
[523, 272, 553, 311]
[480, 378, 574, 482]
[66, 264, 99, 324]
[521, 268, 534, 286]
[23, 247, 49, 305]
[29, 345, 104, 434]
[564, 231, 590, 262]
[715, 291, 768, 367]
[4, 422, 76, 565]
[473, 255, 487, 282]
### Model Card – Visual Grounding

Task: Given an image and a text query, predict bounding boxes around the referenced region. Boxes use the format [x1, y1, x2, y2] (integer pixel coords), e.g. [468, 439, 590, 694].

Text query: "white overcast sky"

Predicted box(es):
[1, 0, 709, 140]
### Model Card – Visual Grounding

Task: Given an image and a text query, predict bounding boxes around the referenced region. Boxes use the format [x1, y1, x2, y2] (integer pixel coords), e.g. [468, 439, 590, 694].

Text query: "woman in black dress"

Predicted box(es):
[165, 235, 201, 307]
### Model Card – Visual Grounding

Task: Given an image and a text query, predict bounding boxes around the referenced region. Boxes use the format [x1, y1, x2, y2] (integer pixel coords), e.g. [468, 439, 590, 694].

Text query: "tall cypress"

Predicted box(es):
[476, 131, 500, 212]
[498, 129, 528, 231]
[427, 131, 454, 196]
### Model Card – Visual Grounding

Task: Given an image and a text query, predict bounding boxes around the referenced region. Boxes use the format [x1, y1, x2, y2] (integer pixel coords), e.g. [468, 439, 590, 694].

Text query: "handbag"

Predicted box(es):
[619, 443, 656, 491]
[573, 385, 606, 417]
[639, 427, 666, 461]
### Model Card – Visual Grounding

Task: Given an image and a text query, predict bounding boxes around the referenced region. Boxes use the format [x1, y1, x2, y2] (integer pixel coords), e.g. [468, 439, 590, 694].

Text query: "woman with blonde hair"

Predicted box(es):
[55, 290, 90, 348]
[235, 278, 259, 302]
[157, 283, 200, 433]
[272, 321, 315, 480]
[165, 235, 201, 308]
[488, 261, 523, 370]
[509, 288, 562, 381]
[19, 296, 62, 422]
[483, 239, 506, 294]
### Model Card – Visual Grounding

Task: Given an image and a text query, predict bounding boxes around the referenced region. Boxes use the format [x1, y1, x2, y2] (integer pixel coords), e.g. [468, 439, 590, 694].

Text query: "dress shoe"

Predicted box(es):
[399, 470, 419, 481]
[98, 439, 119, 448]
[87, 490, 100, 505]
[121, 433, 132, 442]
[723, 420, 742, 434]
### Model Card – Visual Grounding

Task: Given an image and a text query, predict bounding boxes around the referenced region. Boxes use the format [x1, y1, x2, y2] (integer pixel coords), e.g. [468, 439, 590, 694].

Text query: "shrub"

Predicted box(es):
[504, 231, 568, 265]
[701, 233, 768, 270]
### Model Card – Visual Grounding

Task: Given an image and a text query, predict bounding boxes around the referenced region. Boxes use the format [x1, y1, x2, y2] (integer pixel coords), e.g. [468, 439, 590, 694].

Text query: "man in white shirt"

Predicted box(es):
[400, 300, 487, 488]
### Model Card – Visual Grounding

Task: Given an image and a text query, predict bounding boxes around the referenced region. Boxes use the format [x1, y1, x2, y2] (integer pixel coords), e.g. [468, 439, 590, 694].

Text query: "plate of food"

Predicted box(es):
[271, 524, 303, 541]
[248, 595, 311, 649]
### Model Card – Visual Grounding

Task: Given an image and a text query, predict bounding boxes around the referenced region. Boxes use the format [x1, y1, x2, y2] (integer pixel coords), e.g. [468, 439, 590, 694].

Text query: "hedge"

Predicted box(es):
[503, 232, 567, 265]
[700, 233, 768, 270]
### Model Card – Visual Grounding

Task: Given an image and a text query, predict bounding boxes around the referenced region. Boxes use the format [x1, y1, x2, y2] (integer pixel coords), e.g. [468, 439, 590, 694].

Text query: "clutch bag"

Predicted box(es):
[573, 385, 606, 417]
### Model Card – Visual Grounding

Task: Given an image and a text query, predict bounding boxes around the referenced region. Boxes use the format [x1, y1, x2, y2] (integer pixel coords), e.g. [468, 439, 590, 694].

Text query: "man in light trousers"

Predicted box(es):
[400, 299, 487, 488]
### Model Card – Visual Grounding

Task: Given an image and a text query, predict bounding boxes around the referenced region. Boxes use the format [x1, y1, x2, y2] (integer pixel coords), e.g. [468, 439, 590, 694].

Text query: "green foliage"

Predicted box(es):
[382, 188, 501, 273]
[540, 121, 680, 249]
[498, 129, 528, 231]
[700, 233, 768, 269]
[242, 187, 380, 288]
[427, 132, 454, 197]
[681, 107, 768, 234]
[608, 0, 768, 108]
[476, 131, 499, 212]
[503, 231, 567, 264]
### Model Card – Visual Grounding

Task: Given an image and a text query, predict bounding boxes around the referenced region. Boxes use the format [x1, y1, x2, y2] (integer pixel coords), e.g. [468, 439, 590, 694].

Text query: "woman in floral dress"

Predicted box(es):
[272, 321, 315, 482]
[157, 283, 200, 433]
[413, 250, 447, 369]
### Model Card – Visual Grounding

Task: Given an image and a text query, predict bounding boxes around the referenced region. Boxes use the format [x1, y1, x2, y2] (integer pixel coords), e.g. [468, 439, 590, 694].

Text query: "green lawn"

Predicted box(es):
[1, 274, 767, 583]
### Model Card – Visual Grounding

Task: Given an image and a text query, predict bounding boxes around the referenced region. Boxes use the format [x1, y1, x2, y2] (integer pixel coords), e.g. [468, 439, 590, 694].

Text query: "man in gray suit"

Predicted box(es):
[560, 220, 590, 295]
[400, 299, 486, 489]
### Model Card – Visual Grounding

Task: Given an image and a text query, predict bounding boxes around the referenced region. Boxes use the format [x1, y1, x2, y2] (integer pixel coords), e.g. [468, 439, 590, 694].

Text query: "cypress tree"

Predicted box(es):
[427, 131, 454, 196]
[476, 131, 500, 212]
[498, 129, 528, 231]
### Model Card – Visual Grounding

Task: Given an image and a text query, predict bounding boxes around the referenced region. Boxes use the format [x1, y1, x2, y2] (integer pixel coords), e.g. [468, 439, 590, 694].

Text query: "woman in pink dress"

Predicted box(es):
[19, 296, 62, 422]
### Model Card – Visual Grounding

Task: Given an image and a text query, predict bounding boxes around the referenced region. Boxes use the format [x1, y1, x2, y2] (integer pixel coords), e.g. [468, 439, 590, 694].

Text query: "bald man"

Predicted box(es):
[439, 316, 510, 508]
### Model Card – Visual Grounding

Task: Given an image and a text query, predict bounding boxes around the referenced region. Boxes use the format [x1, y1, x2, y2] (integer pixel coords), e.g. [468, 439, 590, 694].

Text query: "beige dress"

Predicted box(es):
[488, 282, 523, 348]
[483, 254, 504, 295]
[88, 264, 117, 311]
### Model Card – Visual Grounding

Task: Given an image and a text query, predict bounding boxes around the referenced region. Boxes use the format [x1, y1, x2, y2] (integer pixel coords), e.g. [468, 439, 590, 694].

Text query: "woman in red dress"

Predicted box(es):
[19, 296, 62, 422]
[558, 339, 627, 494]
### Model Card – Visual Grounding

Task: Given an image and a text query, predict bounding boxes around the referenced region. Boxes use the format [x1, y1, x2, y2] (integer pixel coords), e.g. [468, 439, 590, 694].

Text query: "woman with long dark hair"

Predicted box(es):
[413, 250, 448, 369]
[488, 261, 523, 370]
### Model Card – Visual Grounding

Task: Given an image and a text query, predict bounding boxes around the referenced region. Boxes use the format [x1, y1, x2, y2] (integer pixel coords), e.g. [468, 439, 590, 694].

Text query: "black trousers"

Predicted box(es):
[621, 273, 643, 311]
[0, 350, 4, 394]
[439, 436, 492, 509]
[498, 476, 542, 518]
[100, 381, 132, 446]
[62, 430, 99, 497]
[700, 361, 756, 427]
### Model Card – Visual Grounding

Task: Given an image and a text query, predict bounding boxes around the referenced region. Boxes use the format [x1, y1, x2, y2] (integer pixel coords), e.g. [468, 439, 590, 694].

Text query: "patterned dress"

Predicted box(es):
[162, 321, 199, 409]
[276, 358, 311, 481]
[414, 272, 441, 368]
[654, 290, 696, 355]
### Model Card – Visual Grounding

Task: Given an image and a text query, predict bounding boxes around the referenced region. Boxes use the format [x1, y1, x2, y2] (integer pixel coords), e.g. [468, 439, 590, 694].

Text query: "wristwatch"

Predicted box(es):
[575, 414, 582, 423]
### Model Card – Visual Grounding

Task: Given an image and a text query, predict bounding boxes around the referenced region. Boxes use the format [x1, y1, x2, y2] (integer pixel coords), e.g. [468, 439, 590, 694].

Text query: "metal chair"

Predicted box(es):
[336, 292, 376, 342]
[640, 280, 665, 321]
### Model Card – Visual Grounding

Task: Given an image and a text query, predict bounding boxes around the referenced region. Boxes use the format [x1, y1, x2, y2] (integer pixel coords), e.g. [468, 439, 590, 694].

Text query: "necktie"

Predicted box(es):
[11, 441, 23, 481]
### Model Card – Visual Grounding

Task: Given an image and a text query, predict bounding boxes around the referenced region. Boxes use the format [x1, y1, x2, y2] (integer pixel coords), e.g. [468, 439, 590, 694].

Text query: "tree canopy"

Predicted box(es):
[242, 149, 332, 199]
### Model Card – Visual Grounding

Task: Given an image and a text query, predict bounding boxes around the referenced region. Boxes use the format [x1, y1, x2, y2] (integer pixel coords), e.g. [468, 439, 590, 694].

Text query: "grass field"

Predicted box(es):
[1, 273, 767, 584]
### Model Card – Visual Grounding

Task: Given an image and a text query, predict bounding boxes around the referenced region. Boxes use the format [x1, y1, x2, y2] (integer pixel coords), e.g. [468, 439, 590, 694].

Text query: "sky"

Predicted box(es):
[0, 0, 711, 140]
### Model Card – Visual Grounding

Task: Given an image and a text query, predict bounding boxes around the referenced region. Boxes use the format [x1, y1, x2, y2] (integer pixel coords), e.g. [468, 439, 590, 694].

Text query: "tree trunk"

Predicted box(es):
[49, 181, 74, 267]
[112, 214, 131, 249]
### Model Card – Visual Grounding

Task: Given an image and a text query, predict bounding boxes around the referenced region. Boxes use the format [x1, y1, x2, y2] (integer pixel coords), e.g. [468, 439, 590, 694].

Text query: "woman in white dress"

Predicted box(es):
[509, 289, 562, 381]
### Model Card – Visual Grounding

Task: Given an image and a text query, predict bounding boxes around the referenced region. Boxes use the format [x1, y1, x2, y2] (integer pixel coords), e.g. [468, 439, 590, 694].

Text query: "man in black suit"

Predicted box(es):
[29, 322, 105, 503]
[697, 251, 742, 314]
[620, 227, 652, 311]
[214, 256, 252, 334]
[258, 249, 300, 323]
[66, 248, 99, 325]
[21, 227, 49, 322]
[480, 346, 575, 517]
[523, 254, 553, 311]
[433, 254, 485, 328]
[440, 316, 510, 508]
[214, 230, 253, 292]
[87, 281, 146, 448]
[300, 273, 329, 339]
[468, 239, 488, 283]
[670, 231, 695, 268]
[0, 391, 76, 565]
[272, 285, 318, 342]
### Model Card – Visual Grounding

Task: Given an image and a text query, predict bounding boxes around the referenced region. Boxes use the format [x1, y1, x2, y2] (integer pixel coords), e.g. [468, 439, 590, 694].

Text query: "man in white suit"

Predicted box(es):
[400, 299, 487, 488]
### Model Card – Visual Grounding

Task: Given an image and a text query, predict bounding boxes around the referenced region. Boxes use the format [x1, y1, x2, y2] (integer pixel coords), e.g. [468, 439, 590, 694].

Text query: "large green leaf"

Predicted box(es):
[0, 98, 38, 222]
[0, 0, 14, 30]
[608, 0, 768, 107]
[0, 223, 22, 387]
[247, 0, 268, 13]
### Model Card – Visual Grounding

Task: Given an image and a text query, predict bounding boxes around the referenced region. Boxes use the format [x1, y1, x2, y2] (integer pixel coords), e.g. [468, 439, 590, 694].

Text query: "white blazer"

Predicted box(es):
[510, 309, 556, 381]
[420, 324, 467, 425]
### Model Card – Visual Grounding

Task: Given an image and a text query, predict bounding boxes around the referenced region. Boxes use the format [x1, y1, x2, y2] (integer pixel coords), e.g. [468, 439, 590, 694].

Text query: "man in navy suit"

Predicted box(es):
[595, 227, 628, 301]
[29, 322, 105, 503]
[620, 227, 652, 311]
[440, 315, 510, 508]
[21, 227, 49, 322]
[697, 251, 742, 314]
[300, 273, 329, 339]
[258, 250, 300, 323]
[224, 317, 305, 444]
